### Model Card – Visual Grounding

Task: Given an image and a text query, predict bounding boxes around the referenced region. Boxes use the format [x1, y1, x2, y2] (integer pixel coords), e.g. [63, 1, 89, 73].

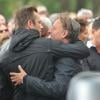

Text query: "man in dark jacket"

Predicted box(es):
[0, 6, 89, 100]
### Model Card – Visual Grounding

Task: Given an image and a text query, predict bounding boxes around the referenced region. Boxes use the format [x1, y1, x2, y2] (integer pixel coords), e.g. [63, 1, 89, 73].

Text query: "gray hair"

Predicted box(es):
[77, 8, 93, 19]
[40, 17, 52, 28]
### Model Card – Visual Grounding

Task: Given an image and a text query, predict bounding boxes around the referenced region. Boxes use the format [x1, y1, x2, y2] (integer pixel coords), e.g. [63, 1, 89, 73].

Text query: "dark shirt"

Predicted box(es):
[82, 47, 100, 71]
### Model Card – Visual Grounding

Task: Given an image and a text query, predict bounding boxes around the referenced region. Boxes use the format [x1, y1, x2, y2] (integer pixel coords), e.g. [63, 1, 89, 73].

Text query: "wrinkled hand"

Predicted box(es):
[10, 65, 27, 86]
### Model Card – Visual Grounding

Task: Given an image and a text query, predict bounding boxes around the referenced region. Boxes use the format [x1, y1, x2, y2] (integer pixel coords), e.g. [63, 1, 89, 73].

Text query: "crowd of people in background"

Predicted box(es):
[0, 4, 100, 100]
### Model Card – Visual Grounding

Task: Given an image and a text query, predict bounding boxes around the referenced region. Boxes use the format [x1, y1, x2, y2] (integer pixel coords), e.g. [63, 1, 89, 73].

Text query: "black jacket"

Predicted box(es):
[0, 28, 89, 100]
[22, 58, 82, 100]
[82, 47, 100, 71]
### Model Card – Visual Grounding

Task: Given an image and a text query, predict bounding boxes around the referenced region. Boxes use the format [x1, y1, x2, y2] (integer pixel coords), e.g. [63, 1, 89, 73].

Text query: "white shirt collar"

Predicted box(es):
[86, 40, 95, 48]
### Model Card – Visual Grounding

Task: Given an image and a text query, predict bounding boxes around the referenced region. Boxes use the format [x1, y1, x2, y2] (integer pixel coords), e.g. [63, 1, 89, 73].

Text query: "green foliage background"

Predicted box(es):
[0, 0, 99, 19]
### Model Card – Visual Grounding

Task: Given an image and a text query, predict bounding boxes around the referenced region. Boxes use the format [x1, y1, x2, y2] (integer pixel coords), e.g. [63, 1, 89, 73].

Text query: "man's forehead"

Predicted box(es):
[53, 19, 62, 27]
[34, 12, 40, 19]
[34, 12, 39, 16]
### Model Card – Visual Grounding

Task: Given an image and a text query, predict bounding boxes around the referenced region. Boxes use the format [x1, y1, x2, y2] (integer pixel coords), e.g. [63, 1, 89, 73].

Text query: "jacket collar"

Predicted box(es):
[9, 28, 40, 52]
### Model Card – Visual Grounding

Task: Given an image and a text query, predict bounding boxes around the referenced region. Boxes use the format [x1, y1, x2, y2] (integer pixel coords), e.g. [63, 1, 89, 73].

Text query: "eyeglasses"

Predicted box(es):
[0, 29, 8, 33]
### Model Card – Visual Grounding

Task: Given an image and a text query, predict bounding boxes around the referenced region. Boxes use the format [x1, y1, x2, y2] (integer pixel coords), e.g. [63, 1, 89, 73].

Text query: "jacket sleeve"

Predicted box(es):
[23, 58, 80, 98]
[50, 40, 89, 59]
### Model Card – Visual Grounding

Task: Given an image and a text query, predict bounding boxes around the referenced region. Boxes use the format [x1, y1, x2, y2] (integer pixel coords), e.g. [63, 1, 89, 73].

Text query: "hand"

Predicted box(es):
[10, 65, 27, 86]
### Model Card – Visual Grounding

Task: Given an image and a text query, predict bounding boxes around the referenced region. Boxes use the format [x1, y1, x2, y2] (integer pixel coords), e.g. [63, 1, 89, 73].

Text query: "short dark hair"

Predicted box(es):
[15, 6, 37, 28]
[59, 13, 80, 43]
[92, 17, 100, 30]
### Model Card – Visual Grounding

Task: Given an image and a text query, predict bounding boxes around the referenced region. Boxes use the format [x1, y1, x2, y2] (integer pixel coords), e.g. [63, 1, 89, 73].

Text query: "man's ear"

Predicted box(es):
[27, 20, 34, 29]
[62, 30, 68, 38]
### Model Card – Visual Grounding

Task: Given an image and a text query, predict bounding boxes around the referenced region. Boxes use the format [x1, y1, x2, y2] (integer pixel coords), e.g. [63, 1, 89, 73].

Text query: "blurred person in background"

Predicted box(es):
[75, 18, 91, 71]
[40, 17, 52, 37]
[8, 18, 15, 35]
[0, 14, 6, 25]
[75, 18, 89, 43]
[82, 17, 100, 71]
[69, 12, 76, 19]
[0, 24, 11, 57]
[77, 8, 93, 22]
[37, 5, 48, 17]
[67, 72, 100, 100]
[0, 24, 9, 44]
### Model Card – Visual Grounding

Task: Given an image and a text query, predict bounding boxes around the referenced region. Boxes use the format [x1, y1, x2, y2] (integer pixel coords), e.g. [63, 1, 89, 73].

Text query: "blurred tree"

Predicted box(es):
[93, 0, 100, 16]
[0, 0, 21, 19]
[0, 0, 99, 19]
[60, 0, 69, 11]
[76, 0, 86, 11]
[0, 0, 8, 18]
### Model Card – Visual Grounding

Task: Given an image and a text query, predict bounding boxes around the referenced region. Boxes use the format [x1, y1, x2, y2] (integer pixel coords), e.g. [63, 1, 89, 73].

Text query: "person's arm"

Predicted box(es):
[50, 39, 90, 59]
[10, 58, 81, 98]
[23, 58, 81, 98]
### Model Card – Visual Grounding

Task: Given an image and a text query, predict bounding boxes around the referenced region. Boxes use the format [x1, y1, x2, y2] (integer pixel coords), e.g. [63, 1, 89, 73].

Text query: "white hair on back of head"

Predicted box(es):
[40, 17, 52, 28]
